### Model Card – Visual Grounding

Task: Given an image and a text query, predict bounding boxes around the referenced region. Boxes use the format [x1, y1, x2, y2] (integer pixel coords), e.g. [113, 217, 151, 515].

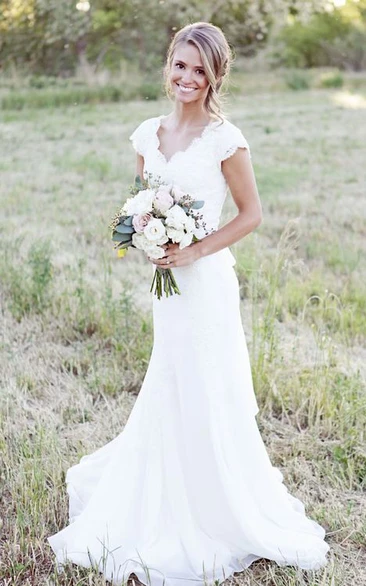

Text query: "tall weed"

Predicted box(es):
[0, 239, 53, 320]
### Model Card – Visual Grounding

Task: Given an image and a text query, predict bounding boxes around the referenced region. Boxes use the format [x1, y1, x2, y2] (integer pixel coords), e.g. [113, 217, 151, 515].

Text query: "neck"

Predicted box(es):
[170, 100, 212, 127]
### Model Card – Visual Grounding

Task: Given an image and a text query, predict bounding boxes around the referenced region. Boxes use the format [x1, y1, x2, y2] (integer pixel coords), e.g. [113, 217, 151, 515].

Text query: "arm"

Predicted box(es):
[196, 147, 262, 258]
[151, 147, 262, 268]
[135, 153, 144, 179]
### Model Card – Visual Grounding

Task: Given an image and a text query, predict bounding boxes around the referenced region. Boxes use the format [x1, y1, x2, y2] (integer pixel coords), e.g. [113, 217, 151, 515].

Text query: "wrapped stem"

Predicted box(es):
[150, 267, 181, 300]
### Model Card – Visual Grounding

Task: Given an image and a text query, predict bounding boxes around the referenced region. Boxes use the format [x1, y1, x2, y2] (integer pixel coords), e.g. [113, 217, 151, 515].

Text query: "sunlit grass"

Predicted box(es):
[0, 84, 365, 584]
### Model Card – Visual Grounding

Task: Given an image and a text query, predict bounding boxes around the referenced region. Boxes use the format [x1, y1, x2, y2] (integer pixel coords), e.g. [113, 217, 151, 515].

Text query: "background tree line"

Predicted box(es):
[0, 0, 365, 76]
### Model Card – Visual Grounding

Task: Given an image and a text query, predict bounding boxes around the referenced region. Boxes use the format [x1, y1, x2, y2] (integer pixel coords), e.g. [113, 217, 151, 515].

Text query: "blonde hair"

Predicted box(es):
[163, 22, 233, 121]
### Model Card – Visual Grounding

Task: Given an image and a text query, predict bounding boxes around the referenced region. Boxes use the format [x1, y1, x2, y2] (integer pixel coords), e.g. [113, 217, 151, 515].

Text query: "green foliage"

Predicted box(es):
[138, 80, 162, 101]
[0, 240, 53, 320]
[318, 69, 344, 88]
[0, 0, 308, 76]
[324, 27, 366, 71]
[235, 223, 366, 490]
[0, 82, 156, 110]
[0, 0, 90, 75]
[273, 2, 366, 71]
[284, 69, 311, 90]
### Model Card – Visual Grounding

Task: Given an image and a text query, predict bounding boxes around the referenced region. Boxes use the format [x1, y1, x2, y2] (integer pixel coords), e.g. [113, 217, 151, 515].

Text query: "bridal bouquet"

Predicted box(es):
[109, 175, 209, 299]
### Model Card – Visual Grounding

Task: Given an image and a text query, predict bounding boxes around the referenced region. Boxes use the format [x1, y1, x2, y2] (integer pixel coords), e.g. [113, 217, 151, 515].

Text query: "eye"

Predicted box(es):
[175, 63, 184, 69]
[196, 69, 205, 75]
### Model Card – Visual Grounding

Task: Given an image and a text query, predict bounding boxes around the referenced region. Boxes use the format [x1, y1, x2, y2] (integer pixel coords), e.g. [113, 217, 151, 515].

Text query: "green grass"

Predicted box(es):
[1, 78, 366, 585]
[0, 82, 162, 110]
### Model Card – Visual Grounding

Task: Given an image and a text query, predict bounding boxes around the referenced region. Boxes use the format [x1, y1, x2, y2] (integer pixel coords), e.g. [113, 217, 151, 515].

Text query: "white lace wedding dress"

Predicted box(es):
[48, 115, 329, 585]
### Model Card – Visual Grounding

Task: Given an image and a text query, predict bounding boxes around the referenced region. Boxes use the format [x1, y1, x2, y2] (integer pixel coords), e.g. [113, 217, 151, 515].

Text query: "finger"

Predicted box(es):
[157, 257, 172, 266]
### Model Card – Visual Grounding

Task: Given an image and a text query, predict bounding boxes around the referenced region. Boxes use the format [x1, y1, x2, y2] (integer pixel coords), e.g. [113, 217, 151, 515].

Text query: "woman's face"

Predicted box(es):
[169, 42, 210, 106]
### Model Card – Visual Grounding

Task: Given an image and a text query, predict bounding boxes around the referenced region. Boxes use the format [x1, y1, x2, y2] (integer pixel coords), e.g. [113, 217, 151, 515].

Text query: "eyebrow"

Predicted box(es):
[174, 59, 204, 69]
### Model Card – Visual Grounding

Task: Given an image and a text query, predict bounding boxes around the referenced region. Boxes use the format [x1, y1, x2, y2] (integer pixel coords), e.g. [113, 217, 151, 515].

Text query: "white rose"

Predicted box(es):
[144, 218, 168, 245]
[184, 215, 196, 233]
[145, 243, 166, 259]
[167, 226, 185, 243]
[192, 224, 207, 239]
[132, 232, 150, 251]
[123, 189, 155, 216]
[179, 231, 193, 249]
[165, 204, 188, 231]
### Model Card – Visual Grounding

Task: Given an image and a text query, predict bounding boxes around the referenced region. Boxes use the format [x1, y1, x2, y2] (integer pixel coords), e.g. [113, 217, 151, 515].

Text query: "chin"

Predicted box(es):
[173, 89, 201, 104]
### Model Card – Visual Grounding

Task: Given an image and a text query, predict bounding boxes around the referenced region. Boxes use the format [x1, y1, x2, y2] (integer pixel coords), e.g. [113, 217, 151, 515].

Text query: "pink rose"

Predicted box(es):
[153, 189, 174, 215]
[132, 212, 152, 233]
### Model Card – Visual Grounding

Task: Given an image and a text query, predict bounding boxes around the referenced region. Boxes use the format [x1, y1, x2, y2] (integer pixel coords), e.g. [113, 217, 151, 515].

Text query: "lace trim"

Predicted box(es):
[129, 117, 161, 157]
[130, 116, 251, 163]
[221, 141, 251, 162]
[129, 135, 143, 156]
[154, 115, 221, 165]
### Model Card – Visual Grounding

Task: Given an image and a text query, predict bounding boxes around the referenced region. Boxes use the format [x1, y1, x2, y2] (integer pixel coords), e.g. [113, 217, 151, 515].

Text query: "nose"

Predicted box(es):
[181, 69, 193, 84]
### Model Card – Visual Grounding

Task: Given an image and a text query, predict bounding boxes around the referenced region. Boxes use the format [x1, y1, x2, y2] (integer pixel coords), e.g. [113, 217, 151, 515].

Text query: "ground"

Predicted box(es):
[0, 79, 365, 585]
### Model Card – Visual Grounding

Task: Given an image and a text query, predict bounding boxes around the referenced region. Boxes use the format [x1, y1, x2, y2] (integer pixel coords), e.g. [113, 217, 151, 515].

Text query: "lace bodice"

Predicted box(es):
[129, 115, 250, 234]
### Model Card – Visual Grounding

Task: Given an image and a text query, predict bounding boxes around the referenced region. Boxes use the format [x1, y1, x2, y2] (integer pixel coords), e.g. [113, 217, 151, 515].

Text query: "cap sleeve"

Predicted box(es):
[217, 120, 251, 162]
[129, 117, 157, 157]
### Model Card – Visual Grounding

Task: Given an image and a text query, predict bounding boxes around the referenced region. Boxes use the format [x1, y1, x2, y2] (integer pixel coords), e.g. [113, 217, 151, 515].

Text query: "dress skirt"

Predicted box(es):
[47, 247, 329, 586]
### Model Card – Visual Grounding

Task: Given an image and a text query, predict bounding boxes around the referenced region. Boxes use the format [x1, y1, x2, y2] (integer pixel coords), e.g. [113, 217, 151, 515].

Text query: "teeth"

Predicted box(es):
[178, 84, 196, 93]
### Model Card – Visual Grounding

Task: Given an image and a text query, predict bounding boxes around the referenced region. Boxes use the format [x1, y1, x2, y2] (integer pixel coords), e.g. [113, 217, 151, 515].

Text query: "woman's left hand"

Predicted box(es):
[149, 242, 202, 268]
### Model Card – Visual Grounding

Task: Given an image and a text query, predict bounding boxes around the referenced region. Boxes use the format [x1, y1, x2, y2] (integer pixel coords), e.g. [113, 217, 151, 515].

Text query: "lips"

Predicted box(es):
[176, 83, 197, 93]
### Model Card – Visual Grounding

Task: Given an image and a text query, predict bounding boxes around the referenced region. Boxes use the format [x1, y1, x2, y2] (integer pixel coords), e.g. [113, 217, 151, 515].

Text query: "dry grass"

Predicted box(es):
[0, 80, 366, 585]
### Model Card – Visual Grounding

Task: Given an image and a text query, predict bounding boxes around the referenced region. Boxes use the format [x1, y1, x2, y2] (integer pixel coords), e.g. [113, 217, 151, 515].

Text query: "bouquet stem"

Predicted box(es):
[150, 267, 181, 300]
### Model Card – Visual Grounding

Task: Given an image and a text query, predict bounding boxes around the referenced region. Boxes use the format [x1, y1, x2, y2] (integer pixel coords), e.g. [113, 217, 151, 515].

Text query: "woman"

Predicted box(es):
[48, 22, 329, 586]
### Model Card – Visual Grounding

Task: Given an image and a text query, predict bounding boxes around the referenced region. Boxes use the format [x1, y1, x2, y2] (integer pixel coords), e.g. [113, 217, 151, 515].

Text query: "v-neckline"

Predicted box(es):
[154, 114, 219, 164]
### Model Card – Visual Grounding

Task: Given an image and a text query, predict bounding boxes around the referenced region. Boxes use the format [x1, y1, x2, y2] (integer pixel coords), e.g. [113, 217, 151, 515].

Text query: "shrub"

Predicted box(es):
[318, 70, 344, 88]
[0, 240, 53, 320]
[138, 81, 162, 101]
[272, 9, 362, 71]
[284, 69, 311, 90]
[0, 84, 140, 110]
[322, 28, 366, 72]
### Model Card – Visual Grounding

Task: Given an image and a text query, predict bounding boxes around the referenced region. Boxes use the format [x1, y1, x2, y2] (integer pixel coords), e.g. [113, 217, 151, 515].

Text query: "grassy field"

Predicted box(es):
[0, 79, 366, 585]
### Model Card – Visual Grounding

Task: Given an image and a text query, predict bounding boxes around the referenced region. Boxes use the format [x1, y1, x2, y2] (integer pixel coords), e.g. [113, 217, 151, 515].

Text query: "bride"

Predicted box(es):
[48, 21, 329, 586]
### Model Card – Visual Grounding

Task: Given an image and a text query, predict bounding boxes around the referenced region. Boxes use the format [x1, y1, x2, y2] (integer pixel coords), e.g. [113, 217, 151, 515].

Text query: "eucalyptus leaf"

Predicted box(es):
[115, 224, 135, 234]
[112, 232, 131, 242]
[135, 174, 143, 188]
[116, 240, 132, 249]
[123, 215, 133, 226]
[114, 232, 133, 243]
[190, 200, 204, 209]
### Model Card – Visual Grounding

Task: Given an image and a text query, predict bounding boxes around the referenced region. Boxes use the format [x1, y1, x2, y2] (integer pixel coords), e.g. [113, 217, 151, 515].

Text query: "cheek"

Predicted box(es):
[199, 80, 210, 95]
[197, 76, 209, 90]
[168, 68, 178, 84]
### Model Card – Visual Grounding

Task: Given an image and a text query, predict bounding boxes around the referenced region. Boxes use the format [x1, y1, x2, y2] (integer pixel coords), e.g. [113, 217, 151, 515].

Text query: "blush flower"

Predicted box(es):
[132, 213, 152, 234]
[153, 189, 174, 216]
[171, 186, 187, 203]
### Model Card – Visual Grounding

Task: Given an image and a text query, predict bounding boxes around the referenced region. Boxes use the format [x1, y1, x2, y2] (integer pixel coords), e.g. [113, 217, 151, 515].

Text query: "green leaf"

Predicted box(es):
[190, 200, 204, 209]
[115, 224, 134, 234]
[123, 215, 133, 226]
[115, 240, 132, 249]
[135, 174, 143, 188]
[112, 232, 132, 242]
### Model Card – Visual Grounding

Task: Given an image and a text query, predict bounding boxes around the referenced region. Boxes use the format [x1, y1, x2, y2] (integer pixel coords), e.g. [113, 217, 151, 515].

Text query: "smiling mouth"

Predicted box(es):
[176, 83, 197, 93]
